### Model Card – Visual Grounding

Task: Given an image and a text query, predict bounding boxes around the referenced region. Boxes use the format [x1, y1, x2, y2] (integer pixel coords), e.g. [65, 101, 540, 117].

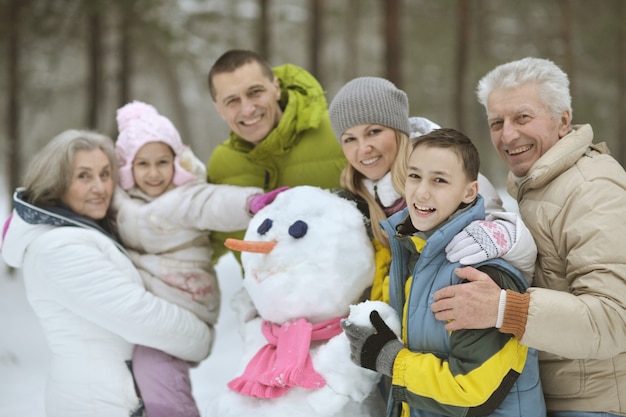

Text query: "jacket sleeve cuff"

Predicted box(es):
[500, 290, 530, 339]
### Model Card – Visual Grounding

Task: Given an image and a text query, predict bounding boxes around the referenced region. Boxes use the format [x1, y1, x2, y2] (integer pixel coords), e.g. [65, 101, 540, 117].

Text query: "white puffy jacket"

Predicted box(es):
[1, 193, 212, 417]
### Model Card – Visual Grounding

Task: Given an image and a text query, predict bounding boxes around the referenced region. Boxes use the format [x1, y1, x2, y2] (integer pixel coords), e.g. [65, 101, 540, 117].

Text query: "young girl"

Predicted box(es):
[113, 100, 277, 417]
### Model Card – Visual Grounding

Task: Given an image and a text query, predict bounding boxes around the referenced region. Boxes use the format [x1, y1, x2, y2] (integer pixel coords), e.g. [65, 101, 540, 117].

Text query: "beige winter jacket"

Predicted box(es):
[507, 124, 626, 414]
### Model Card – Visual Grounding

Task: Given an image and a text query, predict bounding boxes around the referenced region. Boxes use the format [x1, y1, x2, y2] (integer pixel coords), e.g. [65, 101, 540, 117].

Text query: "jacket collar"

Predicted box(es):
[13, 189, 121, 246]
[389, 195, 484, 260]
[508, 124, 594, 198]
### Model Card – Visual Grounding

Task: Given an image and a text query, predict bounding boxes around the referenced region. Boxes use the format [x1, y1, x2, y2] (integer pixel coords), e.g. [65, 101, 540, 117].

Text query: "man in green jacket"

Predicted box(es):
[207, 49, 346, 264]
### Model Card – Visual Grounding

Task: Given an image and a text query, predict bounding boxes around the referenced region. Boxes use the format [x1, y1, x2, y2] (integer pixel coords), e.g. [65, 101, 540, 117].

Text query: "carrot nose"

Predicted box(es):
[225, 238, 277, 254]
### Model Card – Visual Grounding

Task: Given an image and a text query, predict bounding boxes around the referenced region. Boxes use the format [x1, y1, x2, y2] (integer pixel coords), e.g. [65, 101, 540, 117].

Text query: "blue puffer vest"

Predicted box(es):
[380, 194, 545, 417]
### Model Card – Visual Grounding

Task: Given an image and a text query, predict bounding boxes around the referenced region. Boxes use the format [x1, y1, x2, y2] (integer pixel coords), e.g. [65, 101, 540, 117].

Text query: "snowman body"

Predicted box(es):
[210, 186, 401, 417]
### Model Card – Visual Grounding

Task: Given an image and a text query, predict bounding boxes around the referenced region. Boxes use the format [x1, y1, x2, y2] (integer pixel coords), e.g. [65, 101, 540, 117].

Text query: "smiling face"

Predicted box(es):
[486, 83, 571, 177]
[132, 142, 175, 197]
[212, 61, 283, 145]
[340, 124, 399, 181]
[60, 149, 114, 220]
[405, 145, 478, 232]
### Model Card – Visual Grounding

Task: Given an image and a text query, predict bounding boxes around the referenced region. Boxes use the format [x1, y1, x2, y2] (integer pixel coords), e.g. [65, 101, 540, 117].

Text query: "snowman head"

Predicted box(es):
[230, 186, 375, 324]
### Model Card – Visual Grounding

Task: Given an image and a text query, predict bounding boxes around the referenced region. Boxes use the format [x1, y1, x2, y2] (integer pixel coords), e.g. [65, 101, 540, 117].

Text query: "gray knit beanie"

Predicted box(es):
[328, 76, 410, 141]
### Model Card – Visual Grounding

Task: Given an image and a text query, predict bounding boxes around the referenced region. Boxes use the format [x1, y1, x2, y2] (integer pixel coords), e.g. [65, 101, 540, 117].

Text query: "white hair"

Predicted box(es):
[476, 57, 572, 120]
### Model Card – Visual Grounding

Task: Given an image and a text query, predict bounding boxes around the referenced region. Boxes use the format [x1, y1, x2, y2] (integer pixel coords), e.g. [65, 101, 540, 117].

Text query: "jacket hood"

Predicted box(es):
[2, 207, 52, 269]
[387, 194, 485, 258]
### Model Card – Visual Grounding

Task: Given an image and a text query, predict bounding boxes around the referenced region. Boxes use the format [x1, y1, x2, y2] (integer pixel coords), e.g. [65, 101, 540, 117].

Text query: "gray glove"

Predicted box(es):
[340, 310, 404, 377]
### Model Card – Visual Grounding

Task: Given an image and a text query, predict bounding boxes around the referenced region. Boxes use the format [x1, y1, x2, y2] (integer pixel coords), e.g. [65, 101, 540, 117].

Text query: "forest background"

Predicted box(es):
[1, 0, 625, 205]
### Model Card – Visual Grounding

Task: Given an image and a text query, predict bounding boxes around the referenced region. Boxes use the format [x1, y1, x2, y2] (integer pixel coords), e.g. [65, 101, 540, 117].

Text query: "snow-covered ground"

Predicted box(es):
[0, 250, 244, 417]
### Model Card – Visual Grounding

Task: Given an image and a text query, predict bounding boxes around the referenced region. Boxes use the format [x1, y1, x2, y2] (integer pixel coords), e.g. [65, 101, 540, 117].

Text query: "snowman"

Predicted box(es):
[209, 186, 401, 417]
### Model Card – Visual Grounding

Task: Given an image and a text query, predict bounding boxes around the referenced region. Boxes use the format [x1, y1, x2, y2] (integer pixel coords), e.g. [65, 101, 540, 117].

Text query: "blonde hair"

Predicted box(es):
[341, 130, 411, 247]
[23, 129, 118, 207]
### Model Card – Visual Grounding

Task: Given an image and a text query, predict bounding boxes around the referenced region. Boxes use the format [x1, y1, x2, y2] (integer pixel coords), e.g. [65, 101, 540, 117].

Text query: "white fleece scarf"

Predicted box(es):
[363, 172, 402, 208]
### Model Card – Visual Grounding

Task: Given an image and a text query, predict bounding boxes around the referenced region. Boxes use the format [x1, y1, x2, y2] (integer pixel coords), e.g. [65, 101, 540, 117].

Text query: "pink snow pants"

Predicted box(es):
[132, 345, 201, 417]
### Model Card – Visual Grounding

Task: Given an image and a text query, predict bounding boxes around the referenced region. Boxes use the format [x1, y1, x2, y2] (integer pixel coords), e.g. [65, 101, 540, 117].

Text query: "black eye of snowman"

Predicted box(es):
[257, 218, 273, 235]
[288, 220, 308, 238]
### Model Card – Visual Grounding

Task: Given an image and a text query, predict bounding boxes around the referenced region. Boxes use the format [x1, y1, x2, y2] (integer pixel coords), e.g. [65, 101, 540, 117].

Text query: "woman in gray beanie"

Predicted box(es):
[329, 77, 413, 250]
[328, 76, 537, 301]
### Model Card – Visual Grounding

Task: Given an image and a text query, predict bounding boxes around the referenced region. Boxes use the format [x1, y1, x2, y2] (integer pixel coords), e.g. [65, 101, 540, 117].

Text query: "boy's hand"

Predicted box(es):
[340, 310, 403, 376]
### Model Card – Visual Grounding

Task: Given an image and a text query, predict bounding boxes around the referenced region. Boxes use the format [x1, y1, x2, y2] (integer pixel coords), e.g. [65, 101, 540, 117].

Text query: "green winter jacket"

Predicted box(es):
[207, 63, 346, 263]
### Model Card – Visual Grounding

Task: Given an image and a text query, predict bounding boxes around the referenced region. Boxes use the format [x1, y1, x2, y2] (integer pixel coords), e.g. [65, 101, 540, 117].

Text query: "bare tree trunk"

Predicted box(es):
[107, 2, 132, 136]
[384, 0, 401, 87]
[6, 0, 21, 195]
[343, 0, 360, 81]
[454, 0, 470, 130]
[87, 8, 103, 129]
[142, 38, 192, 151]
[559, 1, 574, 92]
[309, 0, 323, 81]
[119, 3, 131, 108]
[258, 0, 270, 59]
[3, 0, 22, 275]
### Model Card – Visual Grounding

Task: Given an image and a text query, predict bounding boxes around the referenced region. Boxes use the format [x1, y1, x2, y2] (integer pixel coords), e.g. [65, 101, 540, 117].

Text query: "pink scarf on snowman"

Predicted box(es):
[228, 317, 344, 399]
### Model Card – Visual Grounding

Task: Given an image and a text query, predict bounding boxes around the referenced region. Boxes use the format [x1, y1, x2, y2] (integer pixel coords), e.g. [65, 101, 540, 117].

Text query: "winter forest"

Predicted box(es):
[1, 0, 625, 199]
[0, 0, 625, 415]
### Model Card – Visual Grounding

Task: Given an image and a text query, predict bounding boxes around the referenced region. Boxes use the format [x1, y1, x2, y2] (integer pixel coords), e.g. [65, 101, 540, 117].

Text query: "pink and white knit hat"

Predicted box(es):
[115, 100, 197, 190]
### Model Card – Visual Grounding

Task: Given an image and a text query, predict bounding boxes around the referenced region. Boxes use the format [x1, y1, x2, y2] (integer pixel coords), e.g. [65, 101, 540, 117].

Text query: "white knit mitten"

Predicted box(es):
[445, 219, 516, 265]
